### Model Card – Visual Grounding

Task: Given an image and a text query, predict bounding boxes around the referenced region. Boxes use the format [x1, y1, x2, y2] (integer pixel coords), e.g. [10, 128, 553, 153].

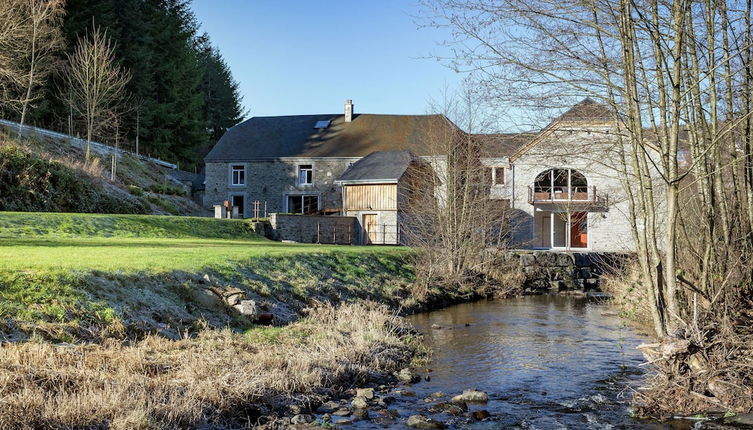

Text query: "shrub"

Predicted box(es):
[147, 183, 186, 196]
[0, 144, 148, 214]
[147, 195, 179, 214]
[128, 185, 144, 196]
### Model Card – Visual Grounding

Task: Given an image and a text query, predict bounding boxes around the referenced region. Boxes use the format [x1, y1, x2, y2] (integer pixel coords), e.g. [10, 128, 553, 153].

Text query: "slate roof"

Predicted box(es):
[166, 169, 197, 183]
[336, 151, 416, 183]
[204, 113, 453, 161]
[555, 98, 616, 123]
[474, 133, 537, 157]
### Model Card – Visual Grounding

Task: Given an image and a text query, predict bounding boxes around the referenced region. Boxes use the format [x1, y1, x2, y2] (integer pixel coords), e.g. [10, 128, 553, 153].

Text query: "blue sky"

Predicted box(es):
[191, 1, 462, 118]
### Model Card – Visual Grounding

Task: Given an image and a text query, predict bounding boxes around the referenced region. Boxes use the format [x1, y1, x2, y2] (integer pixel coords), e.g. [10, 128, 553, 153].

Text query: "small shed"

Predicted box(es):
[336, 151, 424, 245]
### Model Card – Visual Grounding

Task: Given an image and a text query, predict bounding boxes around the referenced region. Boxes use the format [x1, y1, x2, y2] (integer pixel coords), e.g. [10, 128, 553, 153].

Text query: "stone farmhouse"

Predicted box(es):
[203, 99, 644, 252]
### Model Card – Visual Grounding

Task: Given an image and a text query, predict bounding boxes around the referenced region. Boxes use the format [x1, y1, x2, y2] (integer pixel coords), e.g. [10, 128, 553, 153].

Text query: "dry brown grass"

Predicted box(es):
[599, 260, 655, 333]
[0, 302, 419, 429]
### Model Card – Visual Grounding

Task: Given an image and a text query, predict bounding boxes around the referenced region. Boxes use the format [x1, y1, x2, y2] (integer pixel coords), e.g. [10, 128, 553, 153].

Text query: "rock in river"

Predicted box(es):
[407, 415, 446, 429]
[332, 408, 351, 416]
[356, 387, 375, 400]
[316, 400, 340, 414]
[397, 368, 421, 383]
[353, 408, 369, 420]
[455, 389, 489, 403]
[470, 410, 491, 420]
[290, 414, 313, 424]
[351, 396, 368, 410]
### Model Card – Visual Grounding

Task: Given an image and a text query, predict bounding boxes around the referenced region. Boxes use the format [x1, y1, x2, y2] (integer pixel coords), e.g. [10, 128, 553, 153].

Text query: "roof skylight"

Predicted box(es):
[314, 120, 331, 129]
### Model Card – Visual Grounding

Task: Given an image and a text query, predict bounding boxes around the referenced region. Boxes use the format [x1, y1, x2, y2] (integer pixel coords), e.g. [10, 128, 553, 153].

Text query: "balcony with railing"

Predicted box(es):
[528, 168, 608, 209]
[527, 185, 607, 206]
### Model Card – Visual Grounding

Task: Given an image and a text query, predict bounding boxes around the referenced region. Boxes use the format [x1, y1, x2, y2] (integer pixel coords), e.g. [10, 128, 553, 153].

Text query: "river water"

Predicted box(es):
[344, 295, 686, 429]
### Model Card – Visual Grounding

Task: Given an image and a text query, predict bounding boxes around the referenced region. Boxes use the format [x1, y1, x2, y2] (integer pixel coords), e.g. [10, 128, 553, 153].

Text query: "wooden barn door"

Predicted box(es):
[362, 214, 377, 245]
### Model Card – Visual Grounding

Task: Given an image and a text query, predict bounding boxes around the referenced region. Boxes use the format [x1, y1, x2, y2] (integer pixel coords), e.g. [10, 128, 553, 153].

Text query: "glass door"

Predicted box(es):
[552, 212, 568, 248]
[547, 211, 588, 249]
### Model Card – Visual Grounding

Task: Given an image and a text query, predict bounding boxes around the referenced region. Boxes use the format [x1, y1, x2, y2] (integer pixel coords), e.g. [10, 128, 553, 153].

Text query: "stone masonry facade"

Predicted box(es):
[203, 157, 360, 216]
[268, 214, 359, 245]
[487, 124, 649, 253]
[490, 250, 627, 293]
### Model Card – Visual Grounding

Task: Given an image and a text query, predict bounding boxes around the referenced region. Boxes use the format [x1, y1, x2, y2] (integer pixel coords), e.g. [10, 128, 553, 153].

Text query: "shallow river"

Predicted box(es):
[348, 295, 685, 429]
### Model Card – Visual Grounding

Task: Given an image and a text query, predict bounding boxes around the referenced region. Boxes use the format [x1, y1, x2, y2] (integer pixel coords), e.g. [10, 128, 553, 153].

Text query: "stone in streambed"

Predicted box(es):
[431, 402, 465, 416]
[470, 410, 491, 420]
[406, 414, 446, 429]
[290, 414, 313, 424]
[351, 396, 368, 410]
[454, 389, 489, 403]
[396, 368, 420, 384]
[353, 408, 369, 420]
[316, 400, 340, 413]
[377, 409, 400, 418]
[356, 387, 375, 400]
[332, 408, 351, 416]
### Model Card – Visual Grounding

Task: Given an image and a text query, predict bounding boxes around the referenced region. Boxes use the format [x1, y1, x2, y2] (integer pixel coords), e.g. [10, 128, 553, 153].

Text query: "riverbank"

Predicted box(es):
[601, 264, 753, 426]
[0, 302, 424, 429]
[0, 212, 489, 429]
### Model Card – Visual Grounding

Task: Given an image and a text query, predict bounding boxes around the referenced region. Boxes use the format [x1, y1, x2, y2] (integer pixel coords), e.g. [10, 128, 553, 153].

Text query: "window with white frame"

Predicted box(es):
[298, 164, 313, 185]
[491, 166, 505, 185]
[230, 164, 245, 186]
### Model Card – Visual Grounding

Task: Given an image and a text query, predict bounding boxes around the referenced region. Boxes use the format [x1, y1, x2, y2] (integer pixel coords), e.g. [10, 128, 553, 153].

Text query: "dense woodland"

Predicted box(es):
[0, 0, 244, 169]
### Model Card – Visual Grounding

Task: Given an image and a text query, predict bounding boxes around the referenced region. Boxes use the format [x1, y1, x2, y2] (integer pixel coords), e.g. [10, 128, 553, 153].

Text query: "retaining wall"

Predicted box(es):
[490, 250, 630, 293]
[268, 214, 359, 245]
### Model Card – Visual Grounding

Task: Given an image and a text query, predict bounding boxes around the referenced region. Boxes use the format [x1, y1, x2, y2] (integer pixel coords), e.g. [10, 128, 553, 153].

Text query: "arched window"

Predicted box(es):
[533, 168, 589, 201]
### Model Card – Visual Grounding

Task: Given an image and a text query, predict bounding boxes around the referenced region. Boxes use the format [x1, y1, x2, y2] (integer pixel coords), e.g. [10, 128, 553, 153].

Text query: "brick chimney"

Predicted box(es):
[344, 99, 354, 123]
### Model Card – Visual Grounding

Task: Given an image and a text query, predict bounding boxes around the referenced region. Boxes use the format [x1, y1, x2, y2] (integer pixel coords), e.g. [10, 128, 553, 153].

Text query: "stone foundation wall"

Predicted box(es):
[491, 250, 629, 293]
[268, 214, 359, 245]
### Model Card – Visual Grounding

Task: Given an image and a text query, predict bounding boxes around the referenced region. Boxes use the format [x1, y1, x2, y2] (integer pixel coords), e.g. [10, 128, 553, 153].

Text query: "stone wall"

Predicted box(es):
[502, 125, 655, 252]
[268, 214, 359, 245]
[490, 250, 630, 293]
[203, 158, 360, 215]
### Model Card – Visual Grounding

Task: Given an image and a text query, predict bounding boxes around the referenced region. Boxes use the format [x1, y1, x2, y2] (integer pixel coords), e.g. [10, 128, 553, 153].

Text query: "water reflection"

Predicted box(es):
[381, 296, 672, 429]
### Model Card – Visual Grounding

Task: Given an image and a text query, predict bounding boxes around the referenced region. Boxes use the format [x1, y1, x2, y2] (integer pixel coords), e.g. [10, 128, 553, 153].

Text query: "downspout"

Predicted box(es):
[510, 159, 515, 209]
[340, 185, 346, 216]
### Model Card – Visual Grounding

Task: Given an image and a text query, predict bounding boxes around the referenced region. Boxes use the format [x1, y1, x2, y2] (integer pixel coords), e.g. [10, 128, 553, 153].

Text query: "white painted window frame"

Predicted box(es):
[491, 166, 505, 186]
[297, 163, 314, 186]
[228, 163, 247, 187]
[535, 208, 590, 251]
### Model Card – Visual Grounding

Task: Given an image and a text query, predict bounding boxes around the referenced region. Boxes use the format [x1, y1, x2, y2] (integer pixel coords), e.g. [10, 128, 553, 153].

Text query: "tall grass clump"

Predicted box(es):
[0, 302, 420, 430]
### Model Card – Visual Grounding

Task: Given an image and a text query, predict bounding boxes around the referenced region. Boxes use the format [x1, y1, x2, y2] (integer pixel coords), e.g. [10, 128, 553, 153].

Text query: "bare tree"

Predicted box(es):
[420, 0, 753, 339]
[17, 0, 65, 134]
[403, 88, 512, 291]
[0, 0, 28, 110]
[65, 27, 130, 161]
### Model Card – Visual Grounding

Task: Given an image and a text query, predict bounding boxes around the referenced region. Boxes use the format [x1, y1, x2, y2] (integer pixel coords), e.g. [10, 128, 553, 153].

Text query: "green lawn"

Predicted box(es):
[0, 212, 405, 272]
[0, 211, 261, 239]
[0, 237, 404, 271]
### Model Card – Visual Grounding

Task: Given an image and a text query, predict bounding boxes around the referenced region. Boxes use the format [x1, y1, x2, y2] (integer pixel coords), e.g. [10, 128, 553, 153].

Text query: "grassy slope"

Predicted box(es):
[0, 212, 418, 342]
[0, 129, 205, 216]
